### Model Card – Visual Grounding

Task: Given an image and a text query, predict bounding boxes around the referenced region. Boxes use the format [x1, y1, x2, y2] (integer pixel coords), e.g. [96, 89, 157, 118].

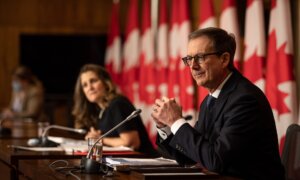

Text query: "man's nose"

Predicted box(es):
[191, 59, 200, 69]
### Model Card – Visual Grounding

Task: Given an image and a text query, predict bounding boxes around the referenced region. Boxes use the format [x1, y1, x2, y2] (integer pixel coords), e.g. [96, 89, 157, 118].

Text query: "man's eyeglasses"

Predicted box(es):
[182, 52, 221, 66]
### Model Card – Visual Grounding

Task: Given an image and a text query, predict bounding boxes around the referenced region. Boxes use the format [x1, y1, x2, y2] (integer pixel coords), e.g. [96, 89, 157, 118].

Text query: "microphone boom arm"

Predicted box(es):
[42, 125, 86, 138]
[86, 109, 141, 159]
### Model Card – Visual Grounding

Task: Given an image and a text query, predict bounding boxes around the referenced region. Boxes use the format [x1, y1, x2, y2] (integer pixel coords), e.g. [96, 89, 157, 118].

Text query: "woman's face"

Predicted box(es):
[80, 71, 106, 104]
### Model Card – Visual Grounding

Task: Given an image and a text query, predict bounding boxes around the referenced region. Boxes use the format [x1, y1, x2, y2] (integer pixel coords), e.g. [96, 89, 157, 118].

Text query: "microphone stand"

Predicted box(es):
[80, 109, 142, 174]
[28, 125, 87, 147]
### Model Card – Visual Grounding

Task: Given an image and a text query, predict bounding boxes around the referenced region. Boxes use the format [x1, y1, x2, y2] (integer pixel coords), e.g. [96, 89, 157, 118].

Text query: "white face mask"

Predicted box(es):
[12, 81, 22, 92]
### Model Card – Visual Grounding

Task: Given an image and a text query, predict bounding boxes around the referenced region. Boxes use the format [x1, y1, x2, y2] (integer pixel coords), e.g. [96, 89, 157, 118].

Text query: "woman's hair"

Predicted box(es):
[13, 66, 40, 85]
[72, 64, 119, 129]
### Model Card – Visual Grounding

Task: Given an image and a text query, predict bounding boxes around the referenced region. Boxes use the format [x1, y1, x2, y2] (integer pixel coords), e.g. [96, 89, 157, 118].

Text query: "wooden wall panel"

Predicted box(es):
[0, 27, 19, 108]
[0, 0, 113, 109]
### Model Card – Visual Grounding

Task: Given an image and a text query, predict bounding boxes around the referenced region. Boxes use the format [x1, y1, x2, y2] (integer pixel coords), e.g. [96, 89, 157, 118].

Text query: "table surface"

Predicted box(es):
[0, 138, 144, 165]
[19, 159, 236, 180]
[0, 139, 82, 164]
[0, 135, 240, 180]
[0, 138, 143, 180]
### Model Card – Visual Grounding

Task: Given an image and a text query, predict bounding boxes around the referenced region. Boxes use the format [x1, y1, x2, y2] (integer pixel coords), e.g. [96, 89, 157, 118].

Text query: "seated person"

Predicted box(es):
[1, 66, 45, 121]
[72, 64, 158, 156]
[151, 27, 284, 179]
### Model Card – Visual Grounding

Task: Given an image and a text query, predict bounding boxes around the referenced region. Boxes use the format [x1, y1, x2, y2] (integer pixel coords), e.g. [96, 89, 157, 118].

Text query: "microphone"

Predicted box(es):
[27, 125, 87, 147]
[41, 125, 87, 137]
[81, 109, 142, 174]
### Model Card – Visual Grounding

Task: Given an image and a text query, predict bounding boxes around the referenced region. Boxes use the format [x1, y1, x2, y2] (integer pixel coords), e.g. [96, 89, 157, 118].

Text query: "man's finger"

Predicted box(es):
[161, 96, 169, 102]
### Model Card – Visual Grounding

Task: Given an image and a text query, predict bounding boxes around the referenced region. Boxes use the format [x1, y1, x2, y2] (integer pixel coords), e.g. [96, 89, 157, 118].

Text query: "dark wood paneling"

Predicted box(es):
[0, 0, 115, 109]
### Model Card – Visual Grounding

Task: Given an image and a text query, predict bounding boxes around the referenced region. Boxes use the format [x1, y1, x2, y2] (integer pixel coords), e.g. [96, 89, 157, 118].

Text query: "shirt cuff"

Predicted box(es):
[171, 118, 187, 135]
[157, 126, 171, 140]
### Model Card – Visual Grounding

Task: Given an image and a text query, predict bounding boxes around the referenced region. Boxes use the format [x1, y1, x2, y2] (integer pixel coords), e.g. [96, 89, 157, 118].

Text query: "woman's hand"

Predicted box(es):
[102, 131, 140, 150]
[84, 127, 101, 140]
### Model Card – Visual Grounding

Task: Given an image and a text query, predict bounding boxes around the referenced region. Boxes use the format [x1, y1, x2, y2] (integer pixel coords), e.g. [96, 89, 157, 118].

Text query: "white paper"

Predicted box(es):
[9, 145, 64, 152]
[61, 144, 133, 153]
[50, 136, 133, 153]
[48, 136, 87, 145]
[105, 157, 178, 166]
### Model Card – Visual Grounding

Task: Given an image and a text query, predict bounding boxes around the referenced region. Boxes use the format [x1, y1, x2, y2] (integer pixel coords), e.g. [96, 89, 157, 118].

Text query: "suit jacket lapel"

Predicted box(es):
[206, 71, 242, 137]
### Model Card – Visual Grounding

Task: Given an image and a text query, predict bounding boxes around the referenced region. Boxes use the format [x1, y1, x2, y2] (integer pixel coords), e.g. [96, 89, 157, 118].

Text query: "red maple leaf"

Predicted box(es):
[266, 31, 294, 116]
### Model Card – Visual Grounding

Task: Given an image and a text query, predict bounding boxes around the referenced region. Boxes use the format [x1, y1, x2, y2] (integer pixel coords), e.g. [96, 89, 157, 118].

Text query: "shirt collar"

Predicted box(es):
[210, 72, 232, 98]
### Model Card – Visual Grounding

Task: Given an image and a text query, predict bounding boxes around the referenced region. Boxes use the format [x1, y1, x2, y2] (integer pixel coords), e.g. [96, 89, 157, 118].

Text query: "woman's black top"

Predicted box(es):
[97, 95, 158, 156]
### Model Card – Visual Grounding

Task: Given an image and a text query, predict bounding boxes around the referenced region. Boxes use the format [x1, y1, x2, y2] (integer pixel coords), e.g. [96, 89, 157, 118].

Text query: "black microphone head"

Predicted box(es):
[135, 109, 142, 114]
[128, 109, 142, 120]
[40, 137, 59, 147]
[27, 137, 59, 147]
[27, 138, 40, 146]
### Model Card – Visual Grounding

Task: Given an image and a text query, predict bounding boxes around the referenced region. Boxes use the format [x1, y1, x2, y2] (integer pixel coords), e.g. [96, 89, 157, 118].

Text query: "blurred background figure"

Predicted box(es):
[72, 64, 158, 156]
[1, 66, 46, 122]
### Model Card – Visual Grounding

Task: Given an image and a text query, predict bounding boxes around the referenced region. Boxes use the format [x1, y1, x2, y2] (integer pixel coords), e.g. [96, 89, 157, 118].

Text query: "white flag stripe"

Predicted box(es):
[105, 37, 122, 72]
[274, 0, 293, 54]
[220, 0, 241, 68]
[157, 24, 168, 67]
[123, 30, 140, 71]
[141, 29, 155, 64]
[244, 0, 266, 60]
[199, 18, 217, 29]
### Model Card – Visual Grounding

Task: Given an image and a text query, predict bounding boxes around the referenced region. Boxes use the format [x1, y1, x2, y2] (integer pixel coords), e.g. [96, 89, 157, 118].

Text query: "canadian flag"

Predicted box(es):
[122, 0, 140, 103]
[105, 0, 121, 87]
[168, 0, 180, 100]
[156, 0, 169, 99]
[139, 0, 156, 105]
[243, 0, 266, 91]
[220, 0, 241, 70]
[168, 0, 194, 119]
[198, 0, 217, 29]
[265, 0, 297, 154]
[197, 0, 217, 109]
[139, 0, 157, 145]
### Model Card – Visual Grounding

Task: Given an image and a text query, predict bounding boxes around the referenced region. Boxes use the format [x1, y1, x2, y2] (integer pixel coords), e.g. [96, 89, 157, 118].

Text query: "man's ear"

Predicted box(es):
[221, 52, 230, 68]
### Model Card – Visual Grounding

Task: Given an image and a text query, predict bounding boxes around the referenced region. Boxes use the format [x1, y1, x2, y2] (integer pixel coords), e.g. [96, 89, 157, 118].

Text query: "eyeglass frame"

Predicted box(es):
[182, 52, 222, 66]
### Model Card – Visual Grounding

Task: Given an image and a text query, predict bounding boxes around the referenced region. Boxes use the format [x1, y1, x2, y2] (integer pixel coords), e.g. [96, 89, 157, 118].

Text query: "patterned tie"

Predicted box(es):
[205, 95, 216, 130]
[206, 95, 216, 111]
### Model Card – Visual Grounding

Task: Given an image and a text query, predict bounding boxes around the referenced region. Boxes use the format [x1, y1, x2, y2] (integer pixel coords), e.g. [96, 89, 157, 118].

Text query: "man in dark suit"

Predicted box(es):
[151, 27, 285, 179]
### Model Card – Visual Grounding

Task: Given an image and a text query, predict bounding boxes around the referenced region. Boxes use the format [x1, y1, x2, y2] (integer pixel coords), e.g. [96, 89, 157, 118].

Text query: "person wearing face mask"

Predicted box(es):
[72, 64, 158, 156]
[1, 66, 45, 121]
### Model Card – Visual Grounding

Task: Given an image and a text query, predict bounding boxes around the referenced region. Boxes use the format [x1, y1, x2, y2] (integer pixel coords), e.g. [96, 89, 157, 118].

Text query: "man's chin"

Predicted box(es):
[195, 79, 206, 86]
